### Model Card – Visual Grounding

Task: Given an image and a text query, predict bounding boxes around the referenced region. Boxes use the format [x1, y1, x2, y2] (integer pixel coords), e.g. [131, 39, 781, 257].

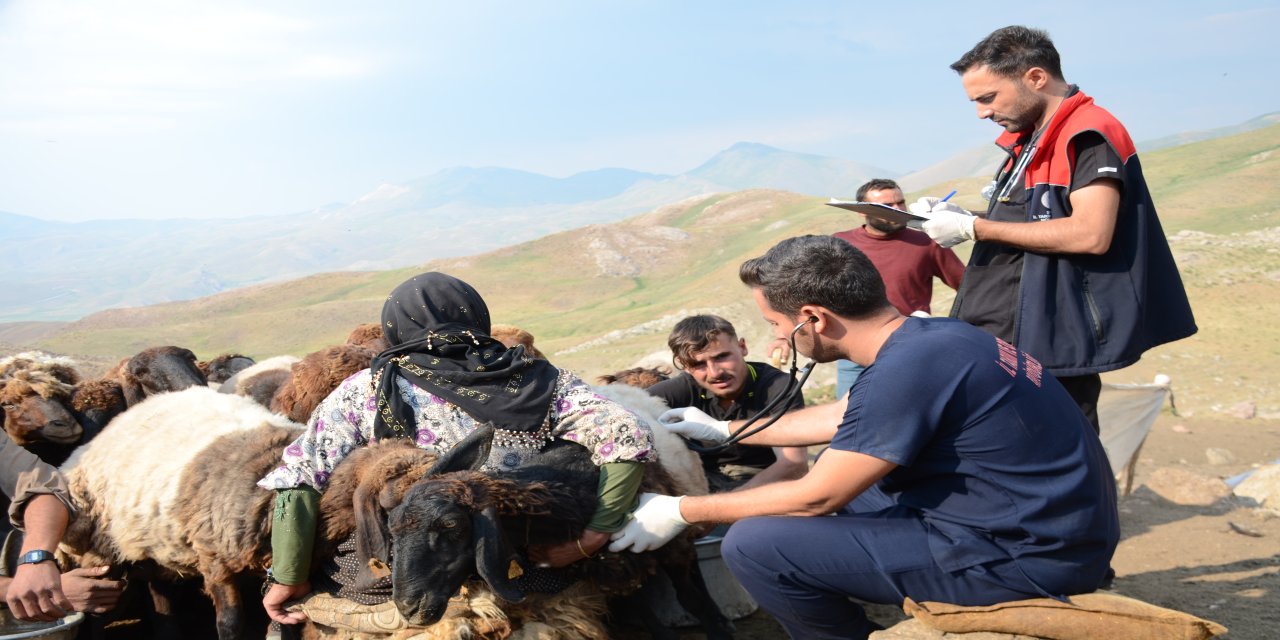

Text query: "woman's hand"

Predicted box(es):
[527, 529, 610, 568]
[60, 566, 125, 614]
[263, 580, 311, 625]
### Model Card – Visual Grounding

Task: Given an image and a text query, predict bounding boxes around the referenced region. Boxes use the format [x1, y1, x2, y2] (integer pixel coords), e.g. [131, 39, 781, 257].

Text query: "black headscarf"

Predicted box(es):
[369, 272, 559, 440]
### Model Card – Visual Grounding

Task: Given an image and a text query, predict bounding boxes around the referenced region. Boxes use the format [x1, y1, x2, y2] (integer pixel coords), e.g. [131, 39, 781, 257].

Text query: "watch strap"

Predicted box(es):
[18, 549, 58, 568]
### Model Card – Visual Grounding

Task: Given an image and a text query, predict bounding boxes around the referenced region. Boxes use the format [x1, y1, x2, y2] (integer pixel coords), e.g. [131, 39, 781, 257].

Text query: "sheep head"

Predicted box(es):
[388, 476, 523, 626]
[1, 373, 82, 445]
[385, 424, 523, 626]
[124, 346, 207, 403]
[199, 353, 256, 384]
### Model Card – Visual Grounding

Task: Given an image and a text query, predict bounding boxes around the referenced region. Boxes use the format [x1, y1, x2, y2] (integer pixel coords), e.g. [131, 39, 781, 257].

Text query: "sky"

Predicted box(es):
[1, 1, 1277, 222]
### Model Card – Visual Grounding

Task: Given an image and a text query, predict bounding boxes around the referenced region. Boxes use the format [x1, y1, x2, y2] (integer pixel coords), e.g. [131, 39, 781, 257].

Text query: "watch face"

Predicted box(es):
[19, 549, 56, 565]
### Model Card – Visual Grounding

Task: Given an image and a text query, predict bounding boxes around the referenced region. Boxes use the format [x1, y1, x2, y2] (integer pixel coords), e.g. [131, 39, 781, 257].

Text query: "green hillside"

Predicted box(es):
[21, 124, 1280, 416]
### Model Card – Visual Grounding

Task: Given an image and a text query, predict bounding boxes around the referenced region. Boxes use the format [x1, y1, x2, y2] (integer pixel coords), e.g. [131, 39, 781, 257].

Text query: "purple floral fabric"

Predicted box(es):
[257, 368, 652, 491]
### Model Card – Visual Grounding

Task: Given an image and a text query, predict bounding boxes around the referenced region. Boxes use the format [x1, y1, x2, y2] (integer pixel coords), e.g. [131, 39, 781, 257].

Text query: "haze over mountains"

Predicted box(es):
[3, 112, 1274, 323]
[1, 142, 897, 322]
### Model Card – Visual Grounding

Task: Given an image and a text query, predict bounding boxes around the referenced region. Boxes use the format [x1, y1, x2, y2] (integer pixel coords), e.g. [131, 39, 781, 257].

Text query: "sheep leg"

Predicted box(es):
[612, 589, 679, 640]
[207, 579, 250, 640]
[664, 555, 735, 640]
[146, 579, 186, 639]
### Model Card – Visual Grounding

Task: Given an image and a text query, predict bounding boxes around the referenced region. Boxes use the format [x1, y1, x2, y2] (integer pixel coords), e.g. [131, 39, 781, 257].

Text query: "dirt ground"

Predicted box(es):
[632, 412, 1280, 639]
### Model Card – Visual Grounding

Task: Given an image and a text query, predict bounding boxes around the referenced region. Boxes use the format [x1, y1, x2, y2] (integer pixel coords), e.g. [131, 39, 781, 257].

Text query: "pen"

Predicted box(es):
[941, 190, 957, 202]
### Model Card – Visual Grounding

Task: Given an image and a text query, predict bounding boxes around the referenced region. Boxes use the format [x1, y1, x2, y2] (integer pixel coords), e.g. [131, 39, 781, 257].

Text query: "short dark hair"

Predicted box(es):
[668, 315, 738, 367]
[739, 235, 889, 319]
[950, 25, 1064, 81]
[855, 178, 902, 202]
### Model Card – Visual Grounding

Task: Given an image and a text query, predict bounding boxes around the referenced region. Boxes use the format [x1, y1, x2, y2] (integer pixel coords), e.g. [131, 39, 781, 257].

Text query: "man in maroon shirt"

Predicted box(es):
[831, 178, 965, 397]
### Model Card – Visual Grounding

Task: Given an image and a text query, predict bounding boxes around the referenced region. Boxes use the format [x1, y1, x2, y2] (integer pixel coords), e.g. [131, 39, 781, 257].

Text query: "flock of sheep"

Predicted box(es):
[0, 323, 730, 640]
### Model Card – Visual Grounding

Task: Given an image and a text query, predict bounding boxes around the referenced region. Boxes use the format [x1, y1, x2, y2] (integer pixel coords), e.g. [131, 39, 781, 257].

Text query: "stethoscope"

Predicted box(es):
[682, 317, 817, 455]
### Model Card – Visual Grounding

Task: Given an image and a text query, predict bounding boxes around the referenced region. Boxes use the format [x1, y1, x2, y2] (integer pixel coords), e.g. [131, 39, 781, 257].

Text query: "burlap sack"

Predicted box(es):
[903, 593, 1227, 640]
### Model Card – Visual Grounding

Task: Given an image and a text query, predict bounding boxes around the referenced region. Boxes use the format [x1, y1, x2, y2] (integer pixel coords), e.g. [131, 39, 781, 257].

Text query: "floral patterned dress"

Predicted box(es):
[257, 367, 653, 491]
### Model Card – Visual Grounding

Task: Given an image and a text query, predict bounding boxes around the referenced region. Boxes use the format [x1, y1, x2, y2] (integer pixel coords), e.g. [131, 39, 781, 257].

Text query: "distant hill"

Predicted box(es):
[5, 113, 1278, 324]
[13, 121, 1280, 417]
[2, 143, 893, 323]
[1140, 112, 1280, 152]
[896, 145, 1007, 192]
[685, 142, 897, 198]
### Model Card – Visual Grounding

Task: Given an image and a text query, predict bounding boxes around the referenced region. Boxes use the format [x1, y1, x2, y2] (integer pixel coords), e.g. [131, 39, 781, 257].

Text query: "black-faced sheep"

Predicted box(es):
[270, 344, 375, 424]
[199, 353, 257, 385]
[119, 345, 208, 405]
[596, 366, 672, 389]
[383, 425, 731, 639]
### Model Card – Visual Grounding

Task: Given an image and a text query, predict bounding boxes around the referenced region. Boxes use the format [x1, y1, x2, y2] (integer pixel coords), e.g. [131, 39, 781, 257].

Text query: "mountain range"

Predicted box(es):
[1, 142, 897, 322]
[3, 112, 1274, 323]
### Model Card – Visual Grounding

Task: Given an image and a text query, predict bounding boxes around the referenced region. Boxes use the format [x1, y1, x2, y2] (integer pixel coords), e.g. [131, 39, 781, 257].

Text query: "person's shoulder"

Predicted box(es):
[886, 318, 983, 350]
[747, 361, 793, 387]
[833, 228, 862, 241]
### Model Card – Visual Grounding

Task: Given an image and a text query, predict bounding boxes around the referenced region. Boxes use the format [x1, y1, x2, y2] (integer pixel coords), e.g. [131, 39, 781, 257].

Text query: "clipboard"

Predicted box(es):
[825, 199, 926, 226]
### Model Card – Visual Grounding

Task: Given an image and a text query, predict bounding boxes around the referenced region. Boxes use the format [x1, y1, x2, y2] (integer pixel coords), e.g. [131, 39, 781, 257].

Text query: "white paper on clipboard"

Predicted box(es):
[826, 199, 928, 226]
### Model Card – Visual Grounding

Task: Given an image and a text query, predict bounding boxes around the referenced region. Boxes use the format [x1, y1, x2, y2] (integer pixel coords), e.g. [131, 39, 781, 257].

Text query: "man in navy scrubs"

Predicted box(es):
[609, 235, 1119, 640]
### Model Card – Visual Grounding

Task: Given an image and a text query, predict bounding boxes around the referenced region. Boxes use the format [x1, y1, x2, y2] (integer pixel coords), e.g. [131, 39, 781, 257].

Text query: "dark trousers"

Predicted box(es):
[1057, 373, 1102, 434]
[720, 490, 1049, 640]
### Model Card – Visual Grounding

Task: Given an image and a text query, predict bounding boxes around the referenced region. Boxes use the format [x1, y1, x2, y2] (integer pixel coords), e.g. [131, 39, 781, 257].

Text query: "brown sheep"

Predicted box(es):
[596, 366, 671, 389]
[346, 322, 390, 353]
[240, 368, 292, 410]
[270, 344, 376, 424]
[0, 353, 83, 448]
[490, 324, 545, 360]
[70, 378, 128, 440]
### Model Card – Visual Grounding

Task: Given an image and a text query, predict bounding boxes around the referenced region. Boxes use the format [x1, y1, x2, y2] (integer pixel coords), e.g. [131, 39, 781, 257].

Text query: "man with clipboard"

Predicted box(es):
[827, 179, 964, 399]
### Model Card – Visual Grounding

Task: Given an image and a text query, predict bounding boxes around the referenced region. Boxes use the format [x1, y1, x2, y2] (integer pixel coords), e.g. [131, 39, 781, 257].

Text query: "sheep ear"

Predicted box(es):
[473, 505, 524, 603]
[351, 483, 394, 590]
[426, 424, 494, 475]
[120, 373, 147, 407]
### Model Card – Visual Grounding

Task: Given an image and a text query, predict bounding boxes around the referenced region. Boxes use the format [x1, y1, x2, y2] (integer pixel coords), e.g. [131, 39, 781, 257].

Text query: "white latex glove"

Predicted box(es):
[909, 197, 977, 248]
[658, 407, 731, 445]
[608, 493, 689, 553]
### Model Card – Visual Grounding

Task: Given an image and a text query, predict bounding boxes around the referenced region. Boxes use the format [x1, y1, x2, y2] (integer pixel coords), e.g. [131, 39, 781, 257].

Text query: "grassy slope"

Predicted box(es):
[25, 124, 1280, 415]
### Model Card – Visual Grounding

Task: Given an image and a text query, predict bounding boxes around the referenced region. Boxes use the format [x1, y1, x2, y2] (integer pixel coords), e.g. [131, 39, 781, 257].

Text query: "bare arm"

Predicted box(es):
[733, 446, 809, 491]
[680, 448, 896, 523]
[973, 180, 1121, 255]
[5, 494, 73, 621]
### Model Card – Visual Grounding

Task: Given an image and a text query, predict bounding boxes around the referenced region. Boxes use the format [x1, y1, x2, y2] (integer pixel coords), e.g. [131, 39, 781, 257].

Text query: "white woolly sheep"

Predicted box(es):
[59, 386, 305, 639]
[218, 355, 301, 400]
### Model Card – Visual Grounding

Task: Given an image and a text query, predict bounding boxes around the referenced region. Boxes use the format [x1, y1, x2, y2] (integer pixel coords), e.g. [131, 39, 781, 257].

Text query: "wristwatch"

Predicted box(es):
[17, 549, 58, 568]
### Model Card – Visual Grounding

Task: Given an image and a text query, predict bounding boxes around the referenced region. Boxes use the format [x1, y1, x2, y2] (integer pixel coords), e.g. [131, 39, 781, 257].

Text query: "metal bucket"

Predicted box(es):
[646, 534, 758, 626]
[0, 610, 85, 640]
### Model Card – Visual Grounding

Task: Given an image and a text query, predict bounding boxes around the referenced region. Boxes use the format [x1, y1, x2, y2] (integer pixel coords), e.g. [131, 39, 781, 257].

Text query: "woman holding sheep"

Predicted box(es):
[257, 272, 655, 625]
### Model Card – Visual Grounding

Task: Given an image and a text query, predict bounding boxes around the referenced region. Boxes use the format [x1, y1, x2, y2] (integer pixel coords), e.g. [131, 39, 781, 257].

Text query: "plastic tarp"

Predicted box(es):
[1098, 376, 1170, 495]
